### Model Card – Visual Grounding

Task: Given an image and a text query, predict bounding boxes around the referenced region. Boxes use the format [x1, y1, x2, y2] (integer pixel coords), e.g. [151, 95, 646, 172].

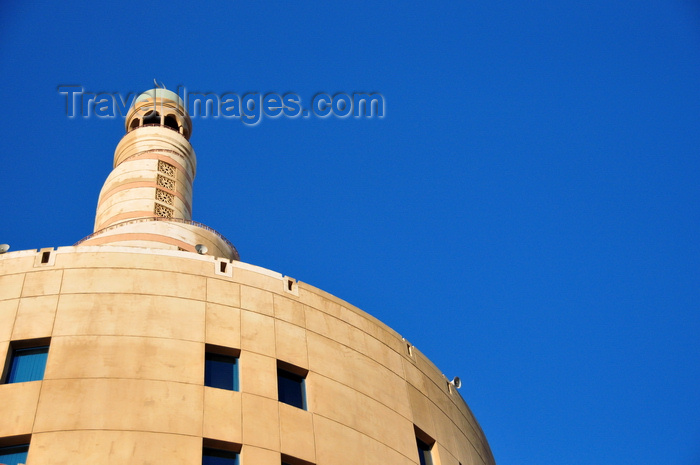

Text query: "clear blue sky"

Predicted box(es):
[1, 2, 699, 464]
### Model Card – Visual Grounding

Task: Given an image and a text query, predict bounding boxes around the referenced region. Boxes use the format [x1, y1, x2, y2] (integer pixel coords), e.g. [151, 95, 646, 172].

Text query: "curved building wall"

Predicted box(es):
[0, 246, 495, 465]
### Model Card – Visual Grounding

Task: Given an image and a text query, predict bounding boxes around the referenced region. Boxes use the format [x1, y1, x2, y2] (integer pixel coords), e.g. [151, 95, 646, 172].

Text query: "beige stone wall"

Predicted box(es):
[0, 246, 495, 465]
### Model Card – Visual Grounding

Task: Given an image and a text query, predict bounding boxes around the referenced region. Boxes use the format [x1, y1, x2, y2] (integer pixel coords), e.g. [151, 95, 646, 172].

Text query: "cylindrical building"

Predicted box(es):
[0, 89, 495, 465]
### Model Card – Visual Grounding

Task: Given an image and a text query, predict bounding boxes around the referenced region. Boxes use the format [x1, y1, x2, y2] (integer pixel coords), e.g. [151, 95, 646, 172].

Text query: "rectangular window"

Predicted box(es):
[277, 364, 307, 410]
[416, 437, 434, 465]
[4, 345, 49, 384]
[205, 352, 239, 391]
[0, 444, 29, 465]
[202, 447, 238, 465]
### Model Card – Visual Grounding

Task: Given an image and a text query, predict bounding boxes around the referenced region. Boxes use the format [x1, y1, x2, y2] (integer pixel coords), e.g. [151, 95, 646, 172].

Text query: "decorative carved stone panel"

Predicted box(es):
[157, 174, 175, 191]
[158, 160, 176, 178]
[156, 188, 175, 205]
[154, 203, 174, 218]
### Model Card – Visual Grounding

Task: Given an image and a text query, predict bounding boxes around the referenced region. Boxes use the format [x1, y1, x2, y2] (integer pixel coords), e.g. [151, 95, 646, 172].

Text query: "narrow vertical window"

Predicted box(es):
[277, 364, 307, 410]
[204, 352, 239, 391]
[202, 447, 238, 465]
[3, 345, 49, 384]
[416, 437, 434, 465]
[0, 444, 29, 465]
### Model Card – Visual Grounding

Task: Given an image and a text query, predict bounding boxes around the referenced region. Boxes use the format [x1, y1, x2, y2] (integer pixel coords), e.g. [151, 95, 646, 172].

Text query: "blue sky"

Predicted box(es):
[1, 1, 699, 464]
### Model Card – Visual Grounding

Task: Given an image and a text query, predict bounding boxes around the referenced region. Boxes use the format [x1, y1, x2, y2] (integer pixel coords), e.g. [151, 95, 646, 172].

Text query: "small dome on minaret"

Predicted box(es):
[134, 88, 185, 107]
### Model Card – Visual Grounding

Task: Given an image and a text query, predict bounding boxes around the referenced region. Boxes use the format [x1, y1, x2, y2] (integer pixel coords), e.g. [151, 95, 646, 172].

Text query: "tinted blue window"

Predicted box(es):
[6, 346, 48, 383]
[0, 444, 29, 465]
[205, 353, 238, 391]
[277, 368, 305, 410]
[202, 447, 238, 465]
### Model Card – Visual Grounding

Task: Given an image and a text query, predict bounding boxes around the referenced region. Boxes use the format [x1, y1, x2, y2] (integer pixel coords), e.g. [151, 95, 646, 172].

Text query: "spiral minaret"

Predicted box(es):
[78, 88, 238, 260]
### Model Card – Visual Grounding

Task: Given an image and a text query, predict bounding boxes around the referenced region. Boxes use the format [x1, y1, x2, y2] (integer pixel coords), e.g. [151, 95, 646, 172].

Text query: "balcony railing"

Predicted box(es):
[74, 217, 240, 260]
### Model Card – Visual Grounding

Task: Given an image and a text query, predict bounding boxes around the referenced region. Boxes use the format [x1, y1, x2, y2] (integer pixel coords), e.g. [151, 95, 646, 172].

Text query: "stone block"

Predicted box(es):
[0, 381, 40, 436]
[0, 299, 18, 342]
[61, 268, 205, 300]
[44, 335, 203, 384]
[53, 293, 205, 342]
[34, 378, 203, 435]
[279, 402, 315, 464]
[0, 273, 24, 300]
[275, 320, 308, 370]
[206, 278, 241, 307]
[273, 295, 305, 327]
[21, 270, 62, 297]
[240, 352, 277, 399]
[206, 302, 241, 349]
[203, 387, 242, 444]
[240, 285, 274, 316]
[28, 430, 201, 465]
[241, 393, 280, 450]
[240, 310, 275, 357]
[12, 295, 58, 340]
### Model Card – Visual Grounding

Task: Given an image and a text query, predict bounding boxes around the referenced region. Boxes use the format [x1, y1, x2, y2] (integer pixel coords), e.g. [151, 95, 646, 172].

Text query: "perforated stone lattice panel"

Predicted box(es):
[155, 189, 175, 205]
[157, 175, 175, 191]
[158, 160, 176, 177]
[154, 203, 174, 218]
